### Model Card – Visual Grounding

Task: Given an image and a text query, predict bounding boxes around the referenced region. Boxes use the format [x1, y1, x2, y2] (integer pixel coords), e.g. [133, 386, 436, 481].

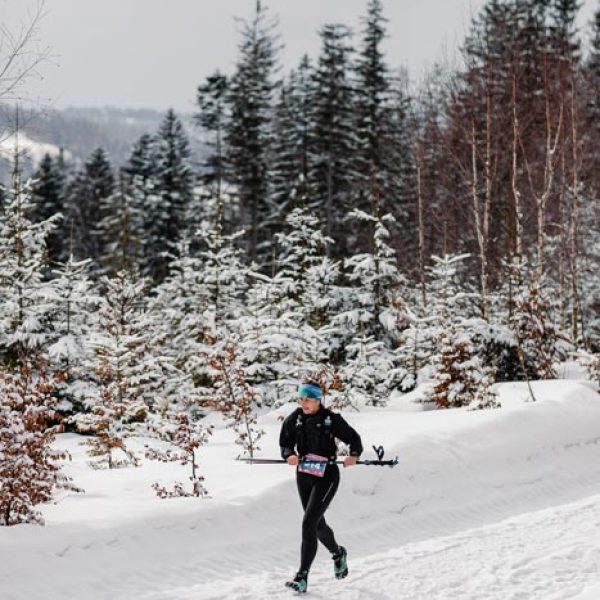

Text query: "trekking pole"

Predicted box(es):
[237, 445, 398, 468]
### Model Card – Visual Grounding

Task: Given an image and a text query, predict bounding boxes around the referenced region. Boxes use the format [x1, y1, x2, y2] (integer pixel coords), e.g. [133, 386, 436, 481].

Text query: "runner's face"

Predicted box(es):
[298, 396, 320, 414]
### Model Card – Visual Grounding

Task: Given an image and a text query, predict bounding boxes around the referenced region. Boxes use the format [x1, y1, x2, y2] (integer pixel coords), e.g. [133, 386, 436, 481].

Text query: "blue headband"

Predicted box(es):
[298, 383, 323, 400]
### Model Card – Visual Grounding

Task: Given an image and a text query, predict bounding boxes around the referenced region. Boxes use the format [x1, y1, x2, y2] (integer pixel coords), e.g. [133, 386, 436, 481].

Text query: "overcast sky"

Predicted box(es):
[2, 0, 598, 113]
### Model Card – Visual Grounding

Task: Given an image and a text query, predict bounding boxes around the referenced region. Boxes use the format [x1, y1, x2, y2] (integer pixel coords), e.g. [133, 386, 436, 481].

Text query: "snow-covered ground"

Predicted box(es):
[1, 379, 599, 600]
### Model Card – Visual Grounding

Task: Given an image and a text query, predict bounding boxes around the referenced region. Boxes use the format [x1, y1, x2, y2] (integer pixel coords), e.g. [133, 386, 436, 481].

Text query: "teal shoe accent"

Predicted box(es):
[285, 571, 308, 593]
[333, 546, 348, 579]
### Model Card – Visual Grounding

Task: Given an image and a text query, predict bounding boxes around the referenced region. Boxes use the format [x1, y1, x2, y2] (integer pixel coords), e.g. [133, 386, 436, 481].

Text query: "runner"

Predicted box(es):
[279, 379, 363, 593]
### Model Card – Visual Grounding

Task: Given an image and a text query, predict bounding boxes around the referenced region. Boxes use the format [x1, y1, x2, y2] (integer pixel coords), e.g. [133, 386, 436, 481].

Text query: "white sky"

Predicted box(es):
[1, 0, 598, 113]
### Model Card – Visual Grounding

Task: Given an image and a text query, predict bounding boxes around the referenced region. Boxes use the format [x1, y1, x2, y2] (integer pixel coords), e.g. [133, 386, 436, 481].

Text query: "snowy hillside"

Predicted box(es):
[0, 132, 68, 165]
[1, 379, 599, 600]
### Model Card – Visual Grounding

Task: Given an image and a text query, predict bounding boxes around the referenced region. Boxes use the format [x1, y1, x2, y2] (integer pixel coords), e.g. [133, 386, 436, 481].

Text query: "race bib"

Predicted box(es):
[298, 453, 328, 477]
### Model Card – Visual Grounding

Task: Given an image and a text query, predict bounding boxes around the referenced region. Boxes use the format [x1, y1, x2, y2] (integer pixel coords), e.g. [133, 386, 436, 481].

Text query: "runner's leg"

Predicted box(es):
[298, 466, 340, 572]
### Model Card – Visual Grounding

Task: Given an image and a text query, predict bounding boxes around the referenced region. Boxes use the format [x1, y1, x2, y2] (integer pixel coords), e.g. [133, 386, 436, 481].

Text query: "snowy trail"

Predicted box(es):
[1, 380, 600, 600]
[163, 493, 600, 600]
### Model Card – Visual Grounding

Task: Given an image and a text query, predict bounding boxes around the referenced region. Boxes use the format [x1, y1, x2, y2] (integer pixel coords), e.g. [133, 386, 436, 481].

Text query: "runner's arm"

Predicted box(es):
[279, 412, 297, 460]
[332, 414, 363, 457]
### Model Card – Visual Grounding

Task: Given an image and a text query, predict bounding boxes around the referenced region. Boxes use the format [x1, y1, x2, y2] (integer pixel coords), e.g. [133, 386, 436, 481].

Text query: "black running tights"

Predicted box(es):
[296, 465, 340, 573]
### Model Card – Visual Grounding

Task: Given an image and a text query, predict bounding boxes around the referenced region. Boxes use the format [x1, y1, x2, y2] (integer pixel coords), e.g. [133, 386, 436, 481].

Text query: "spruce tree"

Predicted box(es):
[549, 0, 581, 57]
[47, 256, 98, 372]
[123, 134, 160, 276]
[510, 275, 562, 380]
[342, 211, 406, 344]
[197, 226, 248, 325]
[0, 170, 57, 368]
[30, 153, 67, 265]
[226, 209, 335, 408]
[98, 170, 145, 276]
[83, 271, 173, 466]
[46, 255, 99, 421]
[146, 110, 194, 283]
[269, 56, 315, 219]
[148, 236, 213, 406]
[424, 254, 499, 409]
[353, 0, 397, 240]
[195, 71, 229, 230]
[66, 148, 114, 264]
[226, 0, 278, 265]
[336, 211, 408, 404]
[310, 24, 356, 257]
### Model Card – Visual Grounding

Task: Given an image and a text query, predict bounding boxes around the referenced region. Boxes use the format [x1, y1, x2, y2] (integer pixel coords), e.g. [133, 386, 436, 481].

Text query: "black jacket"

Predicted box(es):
[279, 406, 363, 461]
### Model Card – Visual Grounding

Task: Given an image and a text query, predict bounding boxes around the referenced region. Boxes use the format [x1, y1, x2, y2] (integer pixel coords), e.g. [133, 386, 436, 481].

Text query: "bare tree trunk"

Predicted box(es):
[568, 72, 584, 347]
[216, 118, 223, 238]
[326, 125, 333, 255]
[558, 148, 568, 330]
[470, 117, 489, 320]
[483, 81, 493, 318]
[519, 58, 564, 283]
[416, 139, 426, 307]
[511, 73, 524, 260]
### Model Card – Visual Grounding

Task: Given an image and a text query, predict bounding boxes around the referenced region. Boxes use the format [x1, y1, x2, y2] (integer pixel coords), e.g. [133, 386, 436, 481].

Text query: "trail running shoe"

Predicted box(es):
[285, 570, 308, 593]
[333, 546, 348, 579]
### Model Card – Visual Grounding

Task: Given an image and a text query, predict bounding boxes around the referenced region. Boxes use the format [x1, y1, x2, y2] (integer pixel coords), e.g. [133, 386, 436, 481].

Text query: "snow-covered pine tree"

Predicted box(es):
[424, 254, 499, 409]
[275, 207, 330, 313]
[269, 56, 315, 220]
[577, 348, 600, 385]
[148, 235, 212, 408]
[66, 148, 114, 264]
[231, 270, 319, 407]
[146, 110, 194, 283]
[354, 0, 388, 190]
[394, 303, 437, 393]
[510, 273, 562, 381]
[150, 220, 248, 413]
[334, 211, 408, 405]
[0, 366, 81, 526]
[97, 169, 147, 276]
[83, 271, 172, 467]
[234, 207, 336, 405]
[549, 0, 581, 57]
[353, 0, 410, 250]
[577, 190, 600, 349]
[293, 215, 345, 366]
[197, 226, 248, 325]
[30, 152, 67, 266]
[122, 133, 160, 277]
[145, 411, 213, 498]
[339, 334, 397, 407]
[195, 70, 231, 232]
[310, 23, 356, 257]
[124, 133, 157, 184]
[0, 166, 58, 368]
[226, 0, 278, 266]
[430, 325, 499, 410]
[46, 255, 98, 417]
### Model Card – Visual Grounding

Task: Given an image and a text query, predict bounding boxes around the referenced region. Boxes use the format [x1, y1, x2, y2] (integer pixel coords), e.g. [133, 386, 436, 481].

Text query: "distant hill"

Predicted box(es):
[0, 105, 207, 183]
